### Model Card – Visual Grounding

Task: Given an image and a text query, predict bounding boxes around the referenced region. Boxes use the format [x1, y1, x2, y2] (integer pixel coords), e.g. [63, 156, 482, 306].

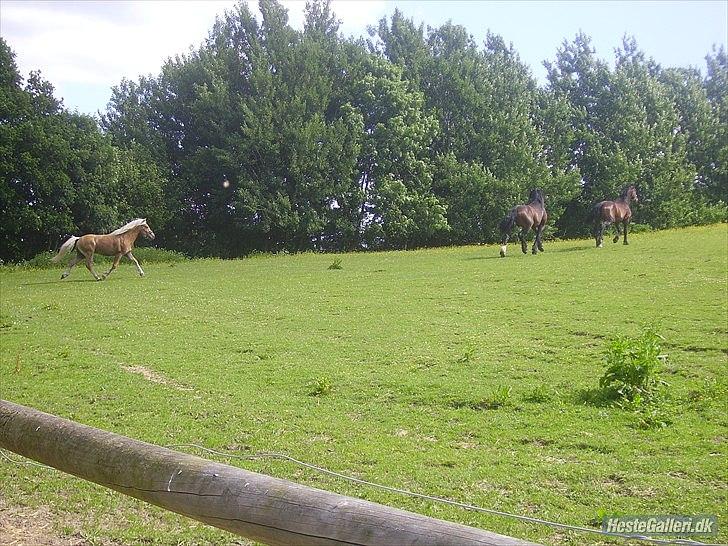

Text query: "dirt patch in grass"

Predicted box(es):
[0, 500, 85, 546]
[122, 365, 192, 391]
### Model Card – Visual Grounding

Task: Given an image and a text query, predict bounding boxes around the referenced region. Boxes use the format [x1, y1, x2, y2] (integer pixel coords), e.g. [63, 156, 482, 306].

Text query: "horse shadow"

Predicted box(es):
[464, 255, 503, 261]
[547, 245, 593, 254]
[22, 278, 101, 286]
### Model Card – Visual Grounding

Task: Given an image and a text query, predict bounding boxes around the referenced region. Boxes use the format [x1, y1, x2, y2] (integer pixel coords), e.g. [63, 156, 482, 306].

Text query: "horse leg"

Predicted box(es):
[82, 252, 101, 281]
[597, 222, 608, 248]
[613, 222, 621, 244]
[103, 254, 123, 279]
[623, 220, 630, 245]
[519, 227, 528, 254]
[499, 232, 509, 257]
[61, 253, 82, 279]
[536, 224, 545, 252]
[126, 252, 145, 277]
[531, 227, 539, 255]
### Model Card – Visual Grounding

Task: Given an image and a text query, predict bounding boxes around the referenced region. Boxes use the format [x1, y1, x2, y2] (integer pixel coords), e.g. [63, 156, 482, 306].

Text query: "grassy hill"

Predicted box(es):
[1, 225, 726, 545]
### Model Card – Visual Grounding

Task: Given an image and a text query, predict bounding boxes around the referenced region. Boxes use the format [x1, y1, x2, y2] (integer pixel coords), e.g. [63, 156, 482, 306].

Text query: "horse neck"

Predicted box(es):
[119, 226, 142, 245]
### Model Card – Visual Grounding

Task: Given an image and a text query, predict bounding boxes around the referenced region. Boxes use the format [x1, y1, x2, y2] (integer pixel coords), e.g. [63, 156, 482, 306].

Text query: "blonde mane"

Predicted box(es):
[109, 218, 147, 236]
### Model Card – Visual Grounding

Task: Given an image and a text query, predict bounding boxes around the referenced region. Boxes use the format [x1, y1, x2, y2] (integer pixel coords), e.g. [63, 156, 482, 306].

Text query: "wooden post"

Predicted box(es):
[0, 400, 539, 546]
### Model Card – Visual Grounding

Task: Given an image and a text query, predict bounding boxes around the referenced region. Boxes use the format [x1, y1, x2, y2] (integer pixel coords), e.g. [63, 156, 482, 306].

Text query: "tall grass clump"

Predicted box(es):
[599, 326, 671, 428]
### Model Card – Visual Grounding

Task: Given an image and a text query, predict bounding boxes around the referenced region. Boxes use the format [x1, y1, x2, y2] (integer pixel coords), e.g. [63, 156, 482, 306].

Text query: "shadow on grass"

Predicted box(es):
[463, 255, 504, 261]
[22, 278, 101, 286]
[548, 245, 594, 254]
[573, 386, 617, 408]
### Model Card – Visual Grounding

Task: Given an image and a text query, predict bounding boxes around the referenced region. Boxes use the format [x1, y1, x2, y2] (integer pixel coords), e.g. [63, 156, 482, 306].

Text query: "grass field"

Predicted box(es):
[1, 225, 726, 545]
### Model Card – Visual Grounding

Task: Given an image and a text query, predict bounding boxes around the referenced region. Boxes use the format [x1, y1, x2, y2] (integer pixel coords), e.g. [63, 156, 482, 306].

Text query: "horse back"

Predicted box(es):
[595, 200, 631, 222]
[515, 203, 546, 228]
[77, 233, 125, 257]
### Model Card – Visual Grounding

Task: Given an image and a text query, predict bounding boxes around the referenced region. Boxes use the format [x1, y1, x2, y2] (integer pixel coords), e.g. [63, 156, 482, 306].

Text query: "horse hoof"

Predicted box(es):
[623, 241, 629, 245]
[60, 274, 67, 279]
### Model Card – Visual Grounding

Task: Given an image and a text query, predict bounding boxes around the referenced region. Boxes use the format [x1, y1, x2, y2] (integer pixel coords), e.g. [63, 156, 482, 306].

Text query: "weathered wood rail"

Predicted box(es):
[0, 399, 539, 545]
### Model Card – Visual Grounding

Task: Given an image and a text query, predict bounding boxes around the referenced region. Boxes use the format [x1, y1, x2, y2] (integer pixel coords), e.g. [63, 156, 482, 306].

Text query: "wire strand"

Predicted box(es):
[166, 443, 722, 546]
[2, 446, 721, 546]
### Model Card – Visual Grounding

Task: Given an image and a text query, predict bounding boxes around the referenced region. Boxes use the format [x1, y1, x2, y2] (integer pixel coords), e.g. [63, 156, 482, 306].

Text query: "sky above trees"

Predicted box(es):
[1, 0, 726, 115]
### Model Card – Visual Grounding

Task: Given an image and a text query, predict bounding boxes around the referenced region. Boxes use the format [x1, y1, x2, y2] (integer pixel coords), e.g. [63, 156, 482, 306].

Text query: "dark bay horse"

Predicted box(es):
[589, 185, 638, 247]
[52, 219, 155, 280]
[499, 189, 547, 257]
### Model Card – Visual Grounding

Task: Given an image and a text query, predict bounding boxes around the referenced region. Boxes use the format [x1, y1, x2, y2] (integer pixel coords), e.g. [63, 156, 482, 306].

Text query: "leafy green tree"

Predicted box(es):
[1, 38, 169, 262]
[701, 46, 728, 203]
[546, 34, 700, 233]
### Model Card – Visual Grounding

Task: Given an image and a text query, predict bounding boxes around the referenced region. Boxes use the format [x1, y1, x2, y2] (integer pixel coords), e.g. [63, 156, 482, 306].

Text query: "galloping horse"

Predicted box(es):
[52, 219, 155, 280]
[499, 189, 548, 257]
[589, 185, 638, 248]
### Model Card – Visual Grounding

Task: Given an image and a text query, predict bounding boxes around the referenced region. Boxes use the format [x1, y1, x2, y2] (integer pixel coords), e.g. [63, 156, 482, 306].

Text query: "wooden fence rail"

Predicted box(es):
[0, 399, 538, 546]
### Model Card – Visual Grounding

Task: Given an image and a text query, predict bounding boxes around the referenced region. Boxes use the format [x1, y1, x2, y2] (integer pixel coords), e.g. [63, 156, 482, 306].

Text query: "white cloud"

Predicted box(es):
[0, 0, 388, 113]
[1, 1, 238, 86]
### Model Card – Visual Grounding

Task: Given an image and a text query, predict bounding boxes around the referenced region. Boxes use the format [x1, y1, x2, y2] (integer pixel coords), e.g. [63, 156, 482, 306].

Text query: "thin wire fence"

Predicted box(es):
[3, 445, 721, 546]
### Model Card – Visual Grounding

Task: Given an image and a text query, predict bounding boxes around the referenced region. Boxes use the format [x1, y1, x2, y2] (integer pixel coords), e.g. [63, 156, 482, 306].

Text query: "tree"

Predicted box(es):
[1, 38, 169, 262]
[546, 34, 700, 234]
[701, 46, 728, 203]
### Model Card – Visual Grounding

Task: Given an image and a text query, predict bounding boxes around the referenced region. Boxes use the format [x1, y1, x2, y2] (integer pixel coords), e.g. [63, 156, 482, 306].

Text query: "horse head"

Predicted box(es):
[528, 188, 545, 206]
[627, 185, 639, 203]
[140, 219, 156, 240]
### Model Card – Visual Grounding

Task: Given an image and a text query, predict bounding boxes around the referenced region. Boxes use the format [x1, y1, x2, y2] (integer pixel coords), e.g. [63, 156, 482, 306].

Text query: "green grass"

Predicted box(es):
[1, 225, 726, 545]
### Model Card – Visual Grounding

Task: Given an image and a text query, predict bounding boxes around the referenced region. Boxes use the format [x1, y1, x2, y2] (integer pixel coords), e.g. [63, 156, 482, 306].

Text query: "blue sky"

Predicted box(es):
[1, 0, 726, 116]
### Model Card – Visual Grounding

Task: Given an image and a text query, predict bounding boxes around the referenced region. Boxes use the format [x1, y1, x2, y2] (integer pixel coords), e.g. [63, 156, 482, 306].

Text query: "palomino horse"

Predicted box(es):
[590, 185, 638, 247]
[52, 219, 155, 280]
[499, 189, 548, 257]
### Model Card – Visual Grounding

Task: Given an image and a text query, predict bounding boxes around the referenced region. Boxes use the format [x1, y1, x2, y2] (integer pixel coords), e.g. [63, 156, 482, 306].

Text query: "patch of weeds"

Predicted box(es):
[627, 401, 672, 430]
[457, 346, 476, 363]
[596, 326, 672, 429]
[523, 384, 555, 403]
[450, 385, 513, 410]
[306, 377, 333, 397]
[487, 385, 513, 408]
[684, 378, 726, 410]
[599, 326, 668, 403]
[328, 258, 343, 270]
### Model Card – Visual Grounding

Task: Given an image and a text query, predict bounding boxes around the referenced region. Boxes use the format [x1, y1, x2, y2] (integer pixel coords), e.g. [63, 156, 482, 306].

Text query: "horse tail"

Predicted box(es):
[52, 236, 79, 263]
[499, 209, 517, 243]
[587, 203, 600, 221]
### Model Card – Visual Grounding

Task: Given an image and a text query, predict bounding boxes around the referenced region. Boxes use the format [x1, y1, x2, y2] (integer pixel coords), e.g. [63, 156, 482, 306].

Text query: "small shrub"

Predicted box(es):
[599, 326, 668, 404]
[306, 377, 333, 397]
[328, 258, 343, 270]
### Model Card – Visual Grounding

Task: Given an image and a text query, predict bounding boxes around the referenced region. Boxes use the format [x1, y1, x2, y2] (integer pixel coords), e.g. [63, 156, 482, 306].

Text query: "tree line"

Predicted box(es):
[1, 0, 725, 262]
